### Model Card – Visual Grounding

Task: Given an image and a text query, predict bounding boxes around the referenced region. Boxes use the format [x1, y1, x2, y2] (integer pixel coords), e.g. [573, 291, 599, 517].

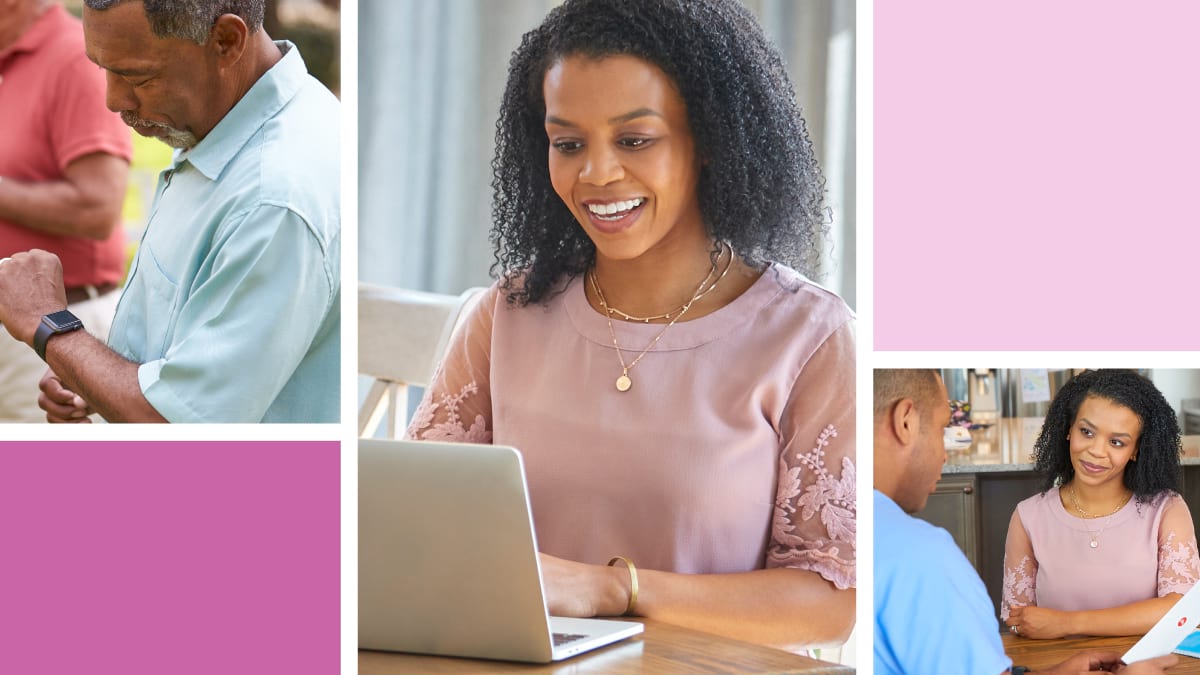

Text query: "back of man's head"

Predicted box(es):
[874, 369, 942, 426]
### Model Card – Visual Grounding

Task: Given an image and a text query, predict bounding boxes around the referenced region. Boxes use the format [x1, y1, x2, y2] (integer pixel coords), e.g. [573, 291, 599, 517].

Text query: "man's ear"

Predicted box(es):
[208, 14, 249, 66]
[890, 397, 921, 449]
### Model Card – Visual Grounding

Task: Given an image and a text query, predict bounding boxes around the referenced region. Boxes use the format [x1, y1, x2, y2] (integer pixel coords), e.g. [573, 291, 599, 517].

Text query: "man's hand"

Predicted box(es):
[1038, 650, 1179, 674]
[39, 369, 93, 423]
[0, 250, 69, 345]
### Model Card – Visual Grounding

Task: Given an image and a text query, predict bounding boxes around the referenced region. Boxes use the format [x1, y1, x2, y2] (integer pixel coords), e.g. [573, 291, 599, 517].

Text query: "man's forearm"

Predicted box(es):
[44, 330, 167, 423]
[0, 153, 128, 240]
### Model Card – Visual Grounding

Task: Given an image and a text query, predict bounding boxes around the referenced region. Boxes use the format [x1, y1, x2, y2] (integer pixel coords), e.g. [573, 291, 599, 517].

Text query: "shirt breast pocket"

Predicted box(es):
[109, 242, 181, 361]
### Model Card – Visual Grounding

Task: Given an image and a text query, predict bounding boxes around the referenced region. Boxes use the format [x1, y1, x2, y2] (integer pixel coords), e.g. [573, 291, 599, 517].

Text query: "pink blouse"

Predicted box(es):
[407, 264, 856, 589]
[1002, 486, 1200, 619]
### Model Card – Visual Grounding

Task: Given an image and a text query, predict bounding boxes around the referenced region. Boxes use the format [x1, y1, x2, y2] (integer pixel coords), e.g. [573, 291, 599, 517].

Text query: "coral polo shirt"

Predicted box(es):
[0, 4, 132, 288]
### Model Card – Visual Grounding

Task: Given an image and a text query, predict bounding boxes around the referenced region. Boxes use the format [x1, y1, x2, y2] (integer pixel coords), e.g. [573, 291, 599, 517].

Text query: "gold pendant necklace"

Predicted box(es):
[591, 244, 729, 392]
[1067, 485, 1132, 549]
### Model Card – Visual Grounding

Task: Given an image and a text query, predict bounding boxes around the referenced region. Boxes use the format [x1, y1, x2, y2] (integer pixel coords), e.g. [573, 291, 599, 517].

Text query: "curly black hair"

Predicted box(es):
[491, 0, 827, 305]
[1033, 369, 1182, 502]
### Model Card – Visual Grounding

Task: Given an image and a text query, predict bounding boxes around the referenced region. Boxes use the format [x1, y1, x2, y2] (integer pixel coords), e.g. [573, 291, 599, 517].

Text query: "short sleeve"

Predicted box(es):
[766, 320, 855, 589]
[1001, 508, 1038, 620]
[138, 205, 337, 422]
[1157, 495, 1200, 596]
[405, 284, 498, 443]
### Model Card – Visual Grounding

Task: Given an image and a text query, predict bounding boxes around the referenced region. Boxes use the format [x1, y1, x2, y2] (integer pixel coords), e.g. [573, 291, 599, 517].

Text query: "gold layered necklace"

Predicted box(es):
[590, 243, 732, 392]
[1067, 484, 1132, 549]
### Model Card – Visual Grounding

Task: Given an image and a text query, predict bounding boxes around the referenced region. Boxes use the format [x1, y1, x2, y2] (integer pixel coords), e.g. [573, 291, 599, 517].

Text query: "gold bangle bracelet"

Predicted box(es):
[607, 556, 638, 616]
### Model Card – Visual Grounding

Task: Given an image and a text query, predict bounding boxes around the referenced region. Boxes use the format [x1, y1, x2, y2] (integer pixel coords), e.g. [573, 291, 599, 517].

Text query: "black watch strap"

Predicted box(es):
[33, 309, 84, 361]
[1012, 666, 1031, 675]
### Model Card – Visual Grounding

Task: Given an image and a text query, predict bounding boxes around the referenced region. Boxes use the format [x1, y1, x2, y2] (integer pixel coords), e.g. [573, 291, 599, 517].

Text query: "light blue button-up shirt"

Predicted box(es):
[108, 43, 339, 423]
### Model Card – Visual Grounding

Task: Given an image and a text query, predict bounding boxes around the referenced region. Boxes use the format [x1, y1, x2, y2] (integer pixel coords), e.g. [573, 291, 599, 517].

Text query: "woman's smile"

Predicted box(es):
[582, 197, 647, 233]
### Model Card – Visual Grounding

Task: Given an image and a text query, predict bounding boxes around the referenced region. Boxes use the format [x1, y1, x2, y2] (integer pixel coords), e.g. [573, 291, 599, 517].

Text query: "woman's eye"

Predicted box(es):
[552, 140, 582, 153]
[1111, 439, 1125, 448]
[1080, 427, 1094, 437]
[619, 137, 650, 148]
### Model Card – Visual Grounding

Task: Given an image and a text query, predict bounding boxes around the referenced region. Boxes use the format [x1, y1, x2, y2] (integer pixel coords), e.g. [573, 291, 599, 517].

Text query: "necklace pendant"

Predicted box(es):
[616, 374, 632, 392]
[1089, 539, 1098, 549]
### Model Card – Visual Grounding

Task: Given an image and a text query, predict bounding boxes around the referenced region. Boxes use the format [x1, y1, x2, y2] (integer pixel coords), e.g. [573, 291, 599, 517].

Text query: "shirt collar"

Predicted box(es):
[175, 41, 308, 180]
[0, 4, 64, 66]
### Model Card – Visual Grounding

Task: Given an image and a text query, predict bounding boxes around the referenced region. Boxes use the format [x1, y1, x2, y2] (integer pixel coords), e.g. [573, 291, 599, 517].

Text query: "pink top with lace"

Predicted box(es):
[1001, 486, 1200, 619]
[408, 264, 856, 589]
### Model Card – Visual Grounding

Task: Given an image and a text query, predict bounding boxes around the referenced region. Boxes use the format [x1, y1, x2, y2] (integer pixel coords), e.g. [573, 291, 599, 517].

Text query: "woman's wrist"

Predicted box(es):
[599, 561, 633, 616]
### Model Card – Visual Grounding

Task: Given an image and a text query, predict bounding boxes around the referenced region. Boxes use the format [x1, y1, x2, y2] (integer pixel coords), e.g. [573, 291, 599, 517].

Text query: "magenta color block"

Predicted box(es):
[875, 1, 1200, 350]
[0, 441, 339, 674]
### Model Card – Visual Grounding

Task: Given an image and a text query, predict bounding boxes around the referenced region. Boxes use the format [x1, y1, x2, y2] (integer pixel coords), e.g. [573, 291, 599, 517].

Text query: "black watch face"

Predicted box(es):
[44, 309, 83, 331]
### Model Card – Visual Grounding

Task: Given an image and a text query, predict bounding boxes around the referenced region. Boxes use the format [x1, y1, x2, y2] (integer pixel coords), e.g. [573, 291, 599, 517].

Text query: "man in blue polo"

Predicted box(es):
[0, 0, 338, 423]
[873, 369, 1176, 675]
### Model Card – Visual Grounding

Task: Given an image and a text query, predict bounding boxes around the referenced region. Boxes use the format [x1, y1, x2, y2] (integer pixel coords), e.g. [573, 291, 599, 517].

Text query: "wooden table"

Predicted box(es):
[1003, 633, 1200, 673]
[359, 619, 852, 674]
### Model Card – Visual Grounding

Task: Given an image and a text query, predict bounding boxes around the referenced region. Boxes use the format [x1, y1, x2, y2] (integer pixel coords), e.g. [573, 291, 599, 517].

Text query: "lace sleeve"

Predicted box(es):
[766, 321, 856, 590]
[404, 285, 497, 444]
[1157, 495, 1200, 596]
[1001, 508, 1038, 620]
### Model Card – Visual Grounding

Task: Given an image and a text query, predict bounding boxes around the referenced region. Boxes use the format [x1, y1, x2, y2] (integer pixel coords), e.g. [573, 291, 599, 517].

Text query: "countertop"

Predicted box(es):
[943, 417, 1200, 474]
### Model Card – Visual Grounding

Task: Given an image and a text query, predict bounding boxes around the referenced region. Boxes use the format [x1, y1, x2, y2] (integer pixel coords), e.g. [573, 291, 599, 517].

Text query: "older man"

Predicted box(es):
[0, 0, 339, 423]
[873, 369, 1176, 675]
[0, 0, 131, 422]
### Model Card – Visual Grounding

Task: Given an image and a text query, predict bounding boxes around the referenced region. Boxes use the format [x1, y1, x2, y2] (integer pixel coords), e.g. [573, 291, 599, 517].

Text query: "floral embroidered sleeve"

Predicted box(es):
[1157, 495, 1200, 596]
[767, 321, 855, 590]
[404, 284, 499, 444]
[1001, 508, 1038, 620]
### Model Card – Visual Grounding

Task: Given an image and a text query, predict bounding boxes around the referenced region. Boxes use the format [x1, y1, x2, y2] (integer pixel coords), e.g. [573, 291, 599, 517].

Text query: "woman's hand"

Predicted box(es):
[538, 552, 630, 618]
[1006, 605, 1072, 640]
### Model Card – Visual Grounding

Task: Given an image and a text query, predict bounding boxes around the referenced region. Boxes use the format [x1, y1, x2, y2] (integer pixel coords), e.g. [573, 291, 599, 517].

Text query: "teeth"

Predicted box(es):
[587, 198, 644, 216]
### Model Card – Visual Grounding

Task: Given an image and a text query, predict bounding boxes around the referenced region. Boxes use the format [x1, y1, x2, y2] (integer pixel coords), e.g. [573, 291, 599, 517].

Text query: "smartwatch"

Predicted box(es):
[33, 309, 84, 361]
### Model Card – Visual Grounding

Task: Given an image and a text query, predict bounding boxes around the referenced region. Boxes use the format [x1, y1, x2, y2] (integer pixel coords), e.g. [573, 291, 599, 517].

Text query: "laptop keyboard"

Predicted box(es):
[552, 632, 588, 646]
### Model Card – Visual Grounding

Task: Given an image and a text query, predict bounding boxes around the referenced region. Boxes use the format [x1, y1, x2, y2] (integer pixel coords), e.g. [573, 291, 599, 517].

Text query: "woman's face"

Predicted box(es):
[543, 54, 706, 263]
[1068, 395, 1142, 489]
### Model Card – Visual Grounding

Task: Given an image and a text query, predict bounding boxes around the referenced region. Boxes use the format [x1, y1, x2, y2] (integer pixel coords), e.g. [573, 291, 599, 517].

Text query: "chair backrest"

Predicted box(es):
[358, 283, 485, 438]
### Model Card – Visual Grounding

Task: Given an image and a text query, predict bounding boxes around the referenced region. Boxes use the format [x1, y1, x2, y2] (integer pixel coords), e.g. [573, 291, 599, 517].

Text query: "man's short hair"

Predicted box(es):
[874, 369, 942, 422]
[84, 0, 266, 44]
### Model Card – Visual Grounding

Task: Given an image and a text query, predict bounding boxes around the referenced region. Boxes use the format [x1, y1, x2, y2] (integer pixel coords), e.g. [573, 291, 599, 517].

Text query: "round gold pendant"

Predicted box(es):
[615, 374, 632, 392]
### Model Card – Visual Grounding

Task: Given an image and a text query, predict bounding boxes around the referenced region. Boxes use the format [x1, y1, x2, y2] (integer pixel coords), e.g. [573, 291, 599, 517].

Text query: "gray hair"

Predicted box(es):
[84, 0, 265, 44]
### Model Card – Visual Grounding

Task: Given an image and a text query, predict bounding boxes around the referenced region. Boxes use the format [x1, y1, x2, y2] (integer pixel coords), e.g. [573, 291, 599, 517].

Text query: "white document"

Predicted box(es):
[1123, 581, 1200, 663]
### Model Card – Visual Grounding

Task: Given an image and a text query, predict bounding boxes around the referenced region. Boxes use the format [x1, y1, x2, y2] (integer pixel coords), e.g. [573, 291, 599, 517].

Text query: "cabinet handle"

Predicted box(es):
[963, 486, 974, 494]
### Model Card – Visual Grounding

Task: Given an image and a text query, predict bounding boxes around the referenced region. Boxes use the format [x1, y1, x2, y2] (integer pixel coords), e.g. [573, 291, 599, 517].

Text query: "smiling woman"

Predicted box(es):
[404, 0, 856, 652]
[1002, 370, 1200, 640]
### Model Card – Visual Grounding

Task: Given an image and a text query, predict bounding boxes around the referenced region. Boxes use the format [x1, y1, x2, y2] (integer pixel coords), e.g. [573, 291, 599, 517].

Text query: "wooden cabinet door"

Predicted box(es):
[914, 474, 980, 569]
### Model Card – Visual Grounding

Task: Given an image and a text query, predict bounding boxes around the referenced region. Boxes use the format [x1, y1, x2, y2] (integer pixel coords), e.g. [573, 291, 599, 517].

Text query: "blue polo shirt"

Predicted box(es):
[874, 490, 1011, 675]
[108, 42, 339, 423]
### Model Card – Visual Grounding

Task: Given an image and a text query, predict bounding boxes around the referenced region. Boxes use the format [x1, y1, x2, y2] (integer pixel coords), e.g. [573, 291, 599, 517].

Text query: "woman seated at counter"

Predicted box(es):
[1003, 369, 1200, 639]
[405, 0, 855, 651]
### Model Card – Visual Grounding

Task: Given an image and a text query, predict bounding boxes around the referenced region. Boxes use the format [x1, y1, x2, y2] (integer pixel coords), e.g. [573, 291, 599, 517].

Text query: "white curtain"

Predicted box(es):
[359, 0, 856, 309]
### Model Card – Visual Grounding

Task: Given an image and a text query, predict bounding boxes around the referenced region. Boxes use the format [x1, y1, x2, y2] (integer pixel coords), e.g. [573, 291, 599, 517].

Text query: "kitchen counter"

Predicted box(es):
[943, 417, 1200, 473]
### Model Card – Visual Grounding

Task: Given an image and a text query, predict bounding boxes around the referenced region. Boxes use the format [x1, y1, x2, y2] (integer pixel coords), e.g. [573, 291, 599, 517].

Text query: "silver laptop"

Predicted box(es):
[359, 439, 644, 663]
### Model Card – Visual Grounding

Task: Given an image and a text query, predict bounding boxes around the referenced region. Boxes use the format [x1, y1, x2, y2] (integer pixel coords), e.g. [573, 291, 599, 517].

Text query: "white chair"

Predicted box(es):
[358, 282, 485, 439]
